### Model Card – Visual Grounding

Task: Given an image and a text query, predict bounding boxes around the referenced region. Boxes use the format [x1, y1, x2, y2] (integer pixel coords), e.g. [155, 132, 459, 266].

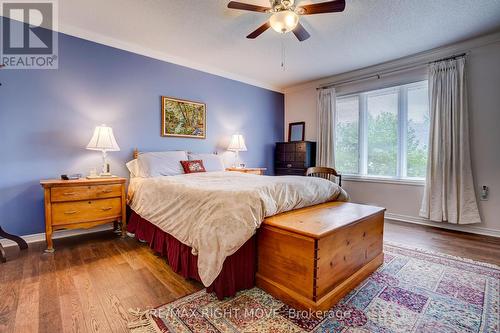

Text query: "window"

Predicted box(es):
[335, 96, 359, 174]
[335, 81, 430, 180]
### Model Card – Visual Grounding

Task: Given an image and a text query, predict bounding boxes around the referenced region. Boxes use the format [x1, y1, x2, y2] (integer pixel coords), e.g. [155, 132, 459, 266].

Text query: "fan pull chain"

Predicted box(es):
[281, 34, 286, 71]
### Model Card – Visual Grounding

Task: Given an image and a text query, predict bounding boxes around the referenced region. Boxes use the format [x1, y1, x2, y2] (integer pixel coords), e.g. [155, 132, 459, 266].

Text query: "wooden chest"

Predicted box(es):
[40, 178, 127, 252]
[256, 202, 385, 311]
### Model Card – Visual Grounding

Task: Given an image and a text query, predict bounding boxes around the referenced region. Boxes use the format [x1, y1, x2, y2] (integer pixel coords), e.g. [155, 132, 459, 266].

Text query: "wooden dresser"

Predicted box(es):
[40, 178, 127, 252]
[257, 202, 385, 311]
[275, 141, 316, 176]
[226, 167, 267, 175]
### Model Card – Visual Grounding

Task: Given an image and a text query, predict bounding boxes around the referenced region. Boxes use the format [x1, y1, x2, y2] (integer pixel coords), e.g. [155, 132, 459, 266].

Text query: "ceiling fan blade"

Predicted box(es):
[246, 21, 271, 39]
[228, 1, 270, 13]
[293, 22, 311, 42]
[299, 0, 346, 15]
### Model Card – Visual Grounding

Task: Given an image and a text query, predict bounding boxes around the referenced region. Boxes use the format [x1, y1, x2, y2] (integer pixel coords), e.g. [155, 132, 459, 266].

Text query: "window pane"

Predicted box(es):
[407, 84, 429, 178]
[335, 97, 359, 174]
[367, 90, 398, 176]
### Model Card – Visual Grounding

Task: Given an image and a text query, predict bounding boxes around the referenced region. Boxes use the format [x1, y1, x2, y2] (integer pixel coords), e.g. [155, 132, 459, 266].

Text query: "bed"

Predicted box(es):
[126, 150, 349, 299]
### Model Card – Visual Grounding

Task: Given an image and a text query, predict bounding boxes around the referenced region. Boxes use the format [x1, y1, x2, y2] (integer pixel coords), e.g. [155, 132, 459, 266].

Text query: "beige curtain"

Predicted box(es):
[420, 58, 481, 224]
[317, 87, 336, 167]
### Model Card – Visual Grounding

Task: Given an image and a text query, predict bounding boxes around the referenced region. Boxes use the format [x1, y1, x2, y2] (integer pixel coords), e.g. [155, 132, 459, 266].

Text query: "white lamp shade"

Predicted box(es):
[86, 125, 120, 152]
[227, 134, 248, 152]
[270, 10, 299, 33]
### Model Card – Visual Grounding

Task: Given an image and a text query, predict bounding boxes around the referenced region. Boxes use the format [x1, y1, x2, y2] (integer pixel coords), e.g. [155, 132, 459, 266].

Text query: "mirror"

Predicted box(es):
[288, 122, 305, 142]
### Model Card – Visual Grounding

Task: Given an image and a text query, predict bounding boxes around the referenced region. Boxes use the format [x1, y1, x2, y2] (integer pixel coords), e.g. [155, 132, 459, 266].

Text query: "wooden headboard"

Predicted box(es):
[133, 149, 218, 160]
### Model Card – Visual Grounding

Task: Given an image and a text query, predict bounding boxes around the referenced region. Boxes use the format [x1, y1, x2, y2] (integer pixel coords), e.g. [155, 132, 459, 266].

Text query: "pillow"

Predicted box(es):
[188, 153, 225, 172]
[137, 151, 187, 177]
[180, 160, 206, 174]
[126, 159, 140, 177]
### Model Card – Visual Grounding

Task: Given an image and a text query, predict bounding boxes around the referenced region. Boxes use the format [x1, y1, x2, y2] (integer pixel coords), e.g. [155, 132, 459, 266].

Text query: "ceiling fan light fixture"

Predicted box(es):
[269, 10, 299, 33]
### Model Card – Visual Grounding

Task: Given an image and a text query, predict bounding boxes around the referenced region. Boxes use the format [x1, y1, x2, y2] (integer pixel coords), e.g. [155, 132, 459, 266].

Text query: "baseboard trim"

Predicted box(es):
[3, 213, 498, 248]
[385, 213, 500, 238]
[0, 225, 114, 248]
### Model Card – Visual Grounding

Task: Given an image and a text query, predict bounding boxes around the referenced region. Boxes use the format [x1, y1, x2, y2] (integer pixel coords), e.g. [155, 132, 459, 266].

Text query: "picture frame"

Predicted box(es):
[161, 96, 206, 139]
[288, 121, 305, 142]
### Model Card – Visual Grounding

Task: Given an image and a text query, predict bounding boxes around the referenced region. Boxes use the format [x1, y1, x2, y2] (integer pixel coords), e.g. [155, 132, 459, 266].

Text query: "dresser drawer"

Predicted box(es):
[275, 168, 306, 176]
[51, 186, 90, 202]
[89, 184, 122, 199]
[296, 142, 307, 152]
[284, 143, 296, 152]
[51, 184, 122, 202]
[52, 198, 122, 225]
[276, 161, 306, 169]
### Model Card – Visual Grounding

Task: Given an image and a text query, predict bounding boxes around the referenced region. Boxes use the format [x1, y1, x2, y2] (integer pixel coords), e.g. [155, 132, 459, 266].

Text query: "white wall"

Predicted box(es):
[284, 33, 500, 236]
[285, 83, 317, 142]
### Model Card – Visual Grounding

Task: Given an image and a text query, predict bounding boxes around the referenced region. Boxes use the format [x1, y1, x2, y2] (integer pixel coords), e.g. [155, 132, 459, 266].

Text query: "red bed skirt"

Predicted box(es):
[127, 210, 256, 299]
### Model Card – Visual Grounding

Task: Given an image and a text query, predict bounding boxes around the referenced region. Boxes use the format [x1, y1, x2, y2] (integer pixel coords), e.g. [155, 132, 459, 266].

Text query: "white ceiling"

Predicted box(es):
[56, 0, 500, 91]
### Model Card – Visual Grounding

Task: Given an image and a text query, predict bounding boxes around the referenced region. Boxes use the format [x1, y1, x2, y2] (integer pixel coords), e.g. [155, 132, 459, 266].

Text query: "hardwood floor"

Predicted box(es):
[384, 220, 500, 265]
[1, 220, 499, 333]
[0, 232, 202, 333]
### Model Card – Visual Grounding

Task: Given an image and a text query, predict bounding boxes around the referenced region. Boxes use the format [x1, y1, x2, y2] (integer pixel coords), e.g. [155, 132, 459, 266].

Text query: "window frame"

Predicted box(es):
[335, 80, 428, 184]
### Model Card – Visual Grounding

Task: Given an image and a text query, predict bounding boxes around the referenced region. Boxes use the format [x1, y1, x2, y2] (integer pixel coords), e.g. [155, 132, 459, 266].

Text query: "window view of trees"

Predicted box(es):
[335, 81, 429, 180]
[407, 85, 430, 178]
[407, 118, 429, 177]
[335, 97, 359, 174]
[367, 91, 398, 176]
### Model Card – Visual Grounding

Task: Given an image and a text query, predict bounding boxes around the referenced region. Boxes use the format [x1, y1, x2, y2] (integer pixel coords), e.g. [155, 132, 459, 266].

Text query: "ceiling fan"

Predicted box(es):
[227, 0, 346, 42]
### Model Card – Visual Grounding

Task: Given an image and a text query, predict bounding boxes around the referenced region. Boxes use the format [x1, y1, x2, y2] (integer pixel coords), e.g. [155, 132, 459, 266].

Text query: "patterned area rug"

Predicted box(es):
[128, 243, 500, 333]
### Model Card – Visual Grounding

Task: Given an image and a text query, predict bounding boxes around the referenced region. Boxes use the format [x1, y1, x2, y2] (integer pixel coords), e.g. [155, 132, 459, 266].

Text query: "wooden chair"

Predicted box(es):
[306, 167, 342, 186]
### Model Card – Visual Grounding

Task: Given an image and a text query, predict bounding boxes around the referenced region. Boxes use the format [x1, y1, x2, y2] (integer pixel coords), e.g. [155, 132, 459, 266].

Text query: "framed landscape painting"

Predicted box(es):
[161, 96, 206, 139]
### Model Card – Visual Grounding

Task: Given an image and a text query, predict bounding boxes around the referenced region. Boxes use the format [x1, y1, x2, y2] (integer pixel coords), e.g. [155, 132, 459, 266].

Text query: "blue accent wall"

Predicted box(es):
[0, 28, 284, 236]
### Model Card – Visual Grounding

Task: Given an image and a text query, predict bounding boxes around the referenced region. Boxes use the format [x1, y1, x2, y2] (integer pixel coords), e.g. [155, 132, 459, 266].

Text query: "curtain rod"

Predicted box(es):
[317, 52, 467, 91]
[429, 53, 466, 64]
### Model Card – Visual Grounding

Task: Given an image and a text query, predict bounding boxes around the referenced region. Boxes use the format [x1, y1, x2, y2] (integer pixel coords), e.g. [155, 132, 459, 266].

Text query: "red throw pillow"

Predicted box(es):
[180, 160, 206, 174]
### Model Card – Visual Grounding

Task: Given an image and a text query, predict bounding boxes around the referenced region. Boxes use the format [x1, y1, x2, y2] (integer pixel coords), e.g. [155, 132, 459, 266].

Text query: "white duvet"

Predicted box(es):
[127, 171, 349, 286]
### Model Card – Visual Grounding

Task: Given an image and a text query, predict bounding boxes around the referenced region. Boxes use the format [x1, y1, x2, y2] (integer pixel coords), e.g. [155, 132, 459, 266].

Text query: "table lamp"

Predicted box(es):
[228, 134, 247, 168]
[86, 124, 120, 177]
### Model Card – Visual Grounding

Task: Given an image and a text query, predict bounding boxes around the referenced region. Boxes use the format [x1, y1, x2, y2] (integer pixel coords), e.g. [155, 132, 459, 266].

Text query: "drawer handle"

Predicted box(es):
[101, 189, 113, 193]
[63, 192, 76, 196]
[101, 207, 113, 211]
[64, 210, 78, 215]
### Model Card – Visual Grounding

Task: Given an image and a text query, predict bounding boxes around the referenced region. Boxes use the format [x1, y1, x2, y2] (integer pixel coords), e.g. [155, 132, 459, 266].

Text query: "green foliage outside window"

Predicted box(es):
[335, 121, 358, 174]
[407, 117, 429, 178]
[335, 112, 428, 178]
[367, 112, 398, 176]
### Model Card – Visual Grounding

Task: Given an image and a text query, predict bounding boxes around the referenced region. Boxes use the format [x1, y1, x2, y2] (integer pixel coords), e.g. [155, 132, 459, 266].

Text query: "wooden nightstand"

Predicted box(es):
[226, 167, 267, 175]
[40, 178, 127, 252]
